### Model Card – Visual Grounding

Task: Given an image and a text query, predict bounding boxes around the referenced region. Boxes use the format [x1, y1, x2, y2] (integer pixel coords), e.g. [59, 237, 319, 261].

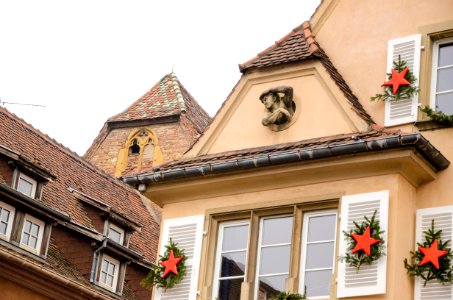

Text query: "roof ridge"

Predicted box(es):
[0, 106, 139, 194]
[169, 72, 187, 113]
[239, 21, 315, 71]
[107, 73, 173, 122]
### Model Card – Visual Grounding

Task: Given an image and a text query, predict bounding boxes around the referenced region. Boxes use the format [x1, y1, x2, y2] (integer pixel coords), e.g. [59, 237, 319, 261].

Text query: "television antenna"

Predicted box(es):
[0, 98, 46, 108]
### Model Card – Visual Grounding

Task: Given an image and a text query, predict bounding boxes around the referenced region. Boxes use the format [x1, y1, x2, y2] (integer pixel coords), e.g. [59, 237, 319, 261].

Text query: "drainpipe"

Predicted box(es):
[90, 238, 108, 284]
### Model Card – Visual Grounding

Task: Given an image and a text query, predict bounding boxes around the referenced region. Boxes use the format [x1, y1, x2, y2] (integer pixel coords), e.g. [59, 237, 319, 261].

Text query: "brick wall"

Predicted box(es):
[125, 264, 152, 300]
[87, 117, 202, 177]
[0, 157, 14, 186]
[51, 225, 94, 280]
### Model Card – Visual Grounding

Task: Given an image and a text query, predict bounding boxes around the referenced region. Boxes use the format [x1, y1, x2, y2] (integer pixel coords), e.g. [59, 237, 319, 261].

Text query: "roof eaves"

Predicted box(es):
[123, 133, 449, 186]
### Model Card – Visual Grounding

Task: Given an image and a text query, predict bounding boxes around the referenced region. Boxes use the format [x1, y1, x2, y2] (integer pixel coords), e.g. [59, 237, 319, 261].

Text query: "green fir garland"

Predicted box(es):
[339, 210, 385, 270]
[141, 239, 187, 290]
[404, 220, 453, 286]
[370, 56, 419, 102]
[420, 105, 453, 126]
[269, 292, 306, 300]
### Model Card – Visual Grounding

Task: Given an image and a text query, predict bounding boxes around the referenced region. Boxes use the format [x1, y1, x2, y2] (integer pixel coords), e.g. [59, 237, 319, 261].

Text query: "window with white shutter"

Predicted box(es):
[337, 190, 389, 298]
[154, 215, 204, 300]
[385, 34, 421, 126]
[414, 206, 453, 300]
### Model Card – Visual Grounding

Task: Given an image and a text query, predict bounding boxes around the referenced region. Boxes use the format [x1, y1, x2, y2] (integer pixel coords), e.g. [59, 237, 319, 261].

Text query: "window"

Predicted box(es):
[212, 207, 337, 300]
[0, 201, 15, 241]
[20, 214, 44, 254]
[99, 254, 120, 292]
[107, 223, 124, 244]
[299, 210, 337, 298]
[16, 173, 37, 198]
[213, 221, 249, 300]
[431, 38, 453, 114]
[256, 216, 293, 299]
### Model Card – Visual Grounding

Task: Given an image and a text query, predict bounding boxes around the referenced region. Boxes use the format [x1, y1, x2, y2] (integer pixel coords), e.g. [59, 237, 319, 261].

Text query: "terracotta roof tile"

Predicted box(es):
[0, 107, 160, 262]
[239, 21, 374, 124]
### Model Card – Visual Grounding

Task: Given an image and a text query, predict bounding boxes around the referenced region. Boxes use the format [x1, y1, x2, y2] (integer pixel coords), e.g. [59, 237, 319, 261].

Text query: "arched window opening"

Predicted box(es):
[129, 139, 140, 155]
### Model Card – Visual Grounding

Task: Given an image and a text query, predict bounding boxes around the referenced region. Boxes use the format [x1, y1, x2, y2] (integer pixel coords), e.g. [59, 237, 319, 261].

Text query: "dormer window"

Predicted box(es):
[17, 173, 37, 198]
[0, 200, 15, 241]
[20, 214, 45, 254]
[98, 254, 120, 292]
[108, 223, 125, 244]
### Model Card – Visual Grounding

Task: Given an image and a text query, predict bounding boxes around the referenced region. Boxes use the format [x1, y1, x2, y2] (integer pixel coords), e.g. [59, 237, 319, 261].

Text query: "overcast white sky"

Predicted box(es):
[0, 0, 321, 155]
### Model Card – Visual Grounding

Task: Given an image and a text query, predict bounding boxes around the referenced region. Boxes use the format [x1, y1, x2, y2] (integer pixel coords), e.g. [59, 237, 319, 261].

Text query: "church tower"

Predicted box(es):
[84, 73, 210, 177]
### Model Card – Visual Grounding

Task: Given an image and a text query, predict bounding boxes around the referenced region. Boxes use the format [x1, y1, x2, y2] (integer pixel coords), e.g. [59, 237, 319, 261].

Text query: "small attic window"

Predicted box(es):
[129, 139, 140, 155]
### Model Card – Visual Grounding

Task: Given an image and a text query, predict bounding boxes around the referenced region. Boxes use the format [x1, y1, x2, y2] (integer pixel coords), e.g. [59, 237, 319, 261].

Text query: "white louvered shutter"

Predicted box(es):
[154, 215, 204, 300]
[414, 206, 453, 300]
[384, 34, 421, 126]
[337, 190, 389, 298]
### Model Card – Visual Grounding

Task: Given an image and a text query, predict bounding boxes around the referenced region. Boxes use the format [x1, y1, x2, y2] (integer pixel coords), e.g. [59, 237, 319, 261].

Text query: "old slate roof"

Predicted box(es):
[239, 21, 374, 124]
[0, 106, 161, 262]
[123, 129, 449, 185]
[85, 73, 210, 159]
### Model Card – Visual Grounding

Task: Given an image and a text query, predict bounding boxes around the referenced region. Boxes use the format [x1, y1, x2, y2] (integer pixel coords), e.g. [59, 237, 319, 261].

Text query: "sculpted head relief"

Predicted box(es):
[260, 86, 295, 131]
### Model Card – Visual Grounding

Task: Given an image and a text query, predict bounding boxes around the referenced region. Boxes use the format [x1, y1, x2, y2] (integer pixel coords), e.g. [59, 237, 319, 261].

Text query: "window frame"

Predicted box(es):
[430, 37, 453, 113]
[254, 214, 294, 300]
[19, 214, 45, 255]
[0, 200, 16, 241]
[16, 173, 38, 198]
[212, 219, 250, 300]
[299, 209, 338, 299]
[107, 223, 125, 245]
[98, 254, 120, 292]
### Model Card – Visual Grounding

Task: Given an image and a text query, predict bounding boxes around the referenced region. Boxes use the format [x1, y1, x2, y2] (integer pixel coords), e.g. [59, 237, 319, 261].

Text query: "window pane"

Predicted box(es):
[107, 274, 113, 286]
[439, 43, 453, 67]
[307, 214, 336, 242]
[102, 261, 108, 272]
[22, 232, 30, 245]
[437, 67, 453, 92]
[0, 222, 7, 235]
[218, 278, 243, 300]
[222, 224, 249, 251]
[436, 91, 453, 115]
[305, 242, 335, 269]
[220, 251, 247, 277]
[304, 269, 332, 297]
[30, 236, 38, 248]
[259, 245, 291, 275]
[262, 217, 293, 246]
[100, 272, 107, 283]
[108, 228, 121, 243]
[31, 223, 39, 236]
[24, 220, 32, 233]
[257, 275, 287, 299]
[17, 178, 33, 197]
[1, 209, 10, 223]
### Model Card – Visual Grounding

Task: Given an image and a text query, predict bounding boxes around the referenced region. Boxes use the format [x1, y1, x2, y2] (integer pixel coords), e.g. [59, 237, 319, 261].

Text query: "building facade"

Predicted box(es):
[124, 1, 453, 299]
[0, 106, 161, 300]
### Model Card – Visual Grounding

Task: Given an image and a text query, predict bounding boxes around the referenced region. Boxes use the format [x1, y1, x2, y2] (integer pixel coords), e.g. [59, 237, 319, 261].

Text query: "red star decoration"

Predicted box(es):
[383, 67, 410, 94]
[160, 250, 183, 278]
[351, 226, 381, 256]
[418, 239, 448, 270]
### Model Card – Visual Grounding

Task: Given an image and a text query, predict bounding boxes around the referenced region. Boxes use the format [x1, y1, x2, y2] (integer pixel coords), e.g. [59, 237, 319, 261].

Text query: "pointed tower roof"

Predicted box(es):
[84, 73, 210, 159]
[109, 73, 201, 122]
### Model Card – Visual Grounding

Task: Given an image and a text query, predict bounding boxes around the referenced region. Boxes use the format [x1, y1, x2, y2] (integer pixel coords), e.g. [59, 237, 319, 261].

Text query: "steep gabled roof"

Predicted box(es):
[0, 106, 160, 265]
[239, 21, 374, 124]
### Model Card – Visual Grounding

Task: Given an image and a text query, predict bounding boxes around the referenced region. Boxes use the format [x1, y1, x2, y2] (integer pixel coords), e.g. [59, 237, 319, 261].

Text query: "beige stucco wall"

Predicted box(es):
[189, 62, 369, 156]
[157, 173, 417, 299]
[0, 277, 50, 300]
[313, 0, 453, 127]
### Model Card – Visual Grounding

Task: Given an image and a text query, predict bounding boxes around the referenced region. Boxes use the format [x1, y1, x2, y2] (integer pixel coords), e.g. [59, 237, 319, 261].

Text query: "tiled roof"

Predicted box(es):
[239, 21, 374, 124]
[124, 129, 449, 185]
[239, 22, 318, 72]
[84, 73, 210, 159]
[158, 130, 396, 170]
[108, 73, 209, 125]
[0, 106, 161, 262]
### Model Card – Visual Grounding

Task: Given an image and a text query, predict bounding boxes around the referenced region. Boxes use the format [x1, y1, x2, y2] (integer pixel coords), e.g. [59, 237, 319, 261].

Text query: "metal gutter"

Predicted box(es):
[123, 133, 449, 186]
